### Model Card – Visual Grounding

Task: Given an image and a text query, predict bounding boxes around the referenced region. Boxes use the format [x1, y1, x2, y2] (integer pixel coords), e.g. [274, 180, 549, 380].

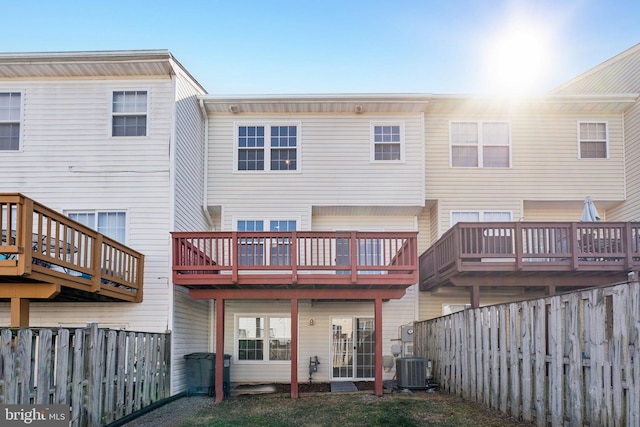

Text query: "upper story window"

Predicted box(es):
[68, 211, 127, 244]
[579, 122, 607, 158]
[112, 91, 147, 137]
[237, 219, 297, 266]
[371, 122, 404, 161]
[236, 123, 300, 172]
[451, 121, 510, 168]
[0, 92, 21, 150]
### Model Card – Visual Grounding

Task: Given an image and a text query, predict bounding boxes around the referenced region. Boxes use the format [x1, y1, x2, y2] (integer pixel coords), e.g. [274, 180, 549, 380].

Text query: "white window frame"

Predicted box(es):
[578, 121, 608, 159]
[0, 91, 23, 151]
[370, 121, 405, 162]
[450, 121, 511, 168]
[450, 210, 513, 227]
[235, 314, 291, 364]
[111, 90, 149, 137]
[234, 121, 301, 173]
[66, 209, 129, 244]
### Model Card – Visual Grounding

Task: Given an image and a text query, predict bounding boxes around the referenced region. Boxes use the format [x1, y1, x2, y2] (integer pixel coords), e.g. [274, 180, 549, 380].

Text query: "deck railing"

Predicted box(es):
[420, 222, 640, 289]
[172, 231, 418, 287]
[0, 193, 144, 302]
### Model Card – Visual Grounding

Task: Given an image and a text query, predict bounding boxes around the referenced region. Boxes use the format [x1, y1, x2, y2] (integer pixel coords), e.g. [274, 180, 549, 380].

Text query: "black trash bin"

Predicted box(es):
[184, 353, 231, 397]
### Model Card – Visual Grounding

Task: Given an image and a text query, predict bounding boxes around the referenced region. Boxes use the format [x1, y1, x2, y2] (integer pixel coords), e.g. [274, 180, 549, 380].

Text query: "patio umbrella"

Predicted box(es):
[581, 196, 601, 222]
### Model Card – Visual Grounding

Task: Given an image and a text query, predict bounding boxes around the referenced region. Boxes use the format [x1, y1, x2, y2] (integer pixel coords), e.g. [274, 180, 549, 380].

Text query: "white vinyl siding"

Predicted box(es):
[0, 78, 174, 333]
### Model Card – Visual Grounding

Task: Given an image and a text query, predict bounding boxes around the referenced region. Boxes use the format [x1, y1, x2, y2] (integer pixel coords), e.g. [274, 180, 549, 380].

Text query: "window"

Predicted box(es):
[236, 123, 299, 171]
[68, 211, 127, 244]
[451, 121, 510, 167]
[0, 92, 21, 150]
[237, 219, 297, 266]
[112, 91, 147, 137]
[451, 211, 512, 226]
[371, 122, 403, 161]
[237, 316, 291, 362]
[579, 122, 607, 158]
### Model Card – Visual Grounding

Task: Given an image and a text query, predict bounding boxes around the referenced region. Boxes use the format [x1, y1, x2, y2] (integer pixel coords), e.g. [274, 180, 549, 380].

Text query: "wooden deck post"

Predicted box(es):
[215, 298, 225, 403]
[291, 298, 298, 399]
[375, 298, 383, 396]
[470, 285, 480, 309]
[10, 298, 30, 327]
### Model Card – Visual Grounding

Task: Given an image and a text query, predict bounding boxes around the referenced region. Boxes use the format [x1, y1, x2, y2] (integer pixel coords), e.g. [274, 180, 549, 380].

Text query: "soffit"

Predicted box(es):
[0, 50, 175, 79]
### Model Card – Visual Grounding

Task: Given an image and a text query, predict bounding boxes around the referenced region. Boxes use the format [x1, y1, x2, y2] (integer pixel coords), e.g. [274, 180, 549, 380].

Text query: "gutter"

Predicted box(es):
[199, 99, 214, 230]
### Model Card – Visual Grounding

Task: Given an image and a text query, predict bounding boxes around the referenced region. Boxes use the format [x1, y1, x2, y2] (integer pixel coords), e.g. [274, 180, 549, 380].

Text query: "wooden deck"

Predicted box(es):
[0, 194, 144, 325]
[172, 231, 418, 291]
[419, 221, 640, 293]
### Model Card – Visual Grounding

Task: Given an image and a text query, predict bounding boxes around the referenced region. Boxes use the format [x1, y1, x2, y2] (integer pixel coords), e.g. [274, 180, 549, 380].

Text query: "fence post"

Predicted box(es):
[87, 322, 103, 426]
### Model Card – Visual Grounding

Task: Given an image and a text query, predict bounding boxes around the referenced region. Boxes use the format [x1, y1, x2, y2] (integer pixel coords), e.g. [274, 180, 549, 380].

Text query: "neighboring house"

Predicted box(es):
[2, 44, 640, 400]
[0, 50, 210, 394]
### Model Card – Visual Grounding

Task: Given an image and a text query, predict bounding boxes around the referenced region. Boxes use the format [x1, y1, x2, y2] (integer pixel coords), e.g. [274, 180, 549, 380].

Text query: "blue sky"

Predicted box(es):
[3, 0, 639, 94]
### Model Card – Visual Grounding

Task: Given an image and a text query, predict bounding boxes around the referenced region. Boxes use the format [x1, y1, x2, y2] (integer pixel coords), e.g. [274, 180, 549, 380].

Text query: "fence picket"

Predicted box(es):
[566, 292, 583, 426]
[533, 299, 546, 427]
[1, 329, 17, 403]
[521, 301, 532, 422]
[548, 296, 563, 427]
[36, 329, 52, 403]
[490, 306, 499, 410]
[499, 305, 508, 414]
[508, 303, 520, 418]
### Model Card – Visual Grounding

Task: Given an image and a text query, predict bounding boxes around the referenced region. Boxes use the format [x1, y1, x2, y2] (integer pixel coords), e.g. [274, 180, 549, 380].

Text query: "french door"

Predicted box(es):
[331, 317, 375, 380]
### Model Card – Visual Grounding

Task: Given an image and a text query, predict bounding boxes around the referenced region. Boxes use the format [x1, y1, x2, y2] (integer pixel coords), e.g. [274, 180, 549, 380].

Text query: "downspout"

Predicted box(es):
[198, 99, 215, 230]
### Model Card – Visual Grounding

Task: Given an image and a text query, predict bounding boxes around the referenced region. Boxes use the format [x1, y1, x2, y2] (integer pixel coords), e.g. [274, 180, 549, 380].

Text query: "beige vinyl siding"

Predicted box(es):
[207, 113, 424, 209]
[610, 102, 640, 221]
[554, 45, 640, 94]
[0, 78, 174, 331]
[224, 299, 415, 384]
[425, 111, 625, 236]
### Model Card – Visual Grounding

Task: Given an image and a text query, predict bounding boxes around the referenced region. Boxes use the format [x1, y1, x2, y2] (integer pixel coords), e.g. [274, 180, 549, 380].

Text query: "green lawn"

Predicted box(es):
[176, 391, 529, 427]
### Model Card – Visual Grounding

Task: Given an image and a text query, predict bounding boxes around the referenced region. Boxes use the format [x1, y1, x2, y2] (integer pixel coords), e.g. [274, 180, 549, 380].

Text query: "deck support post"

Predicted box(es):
[291, 298, 298, 399]
[374, 298, 383, 396]
[470, 285, 480, 309]
[215, 298, 225, 403]
[10, 298, 30, 327]
[546, 285, 556, 296]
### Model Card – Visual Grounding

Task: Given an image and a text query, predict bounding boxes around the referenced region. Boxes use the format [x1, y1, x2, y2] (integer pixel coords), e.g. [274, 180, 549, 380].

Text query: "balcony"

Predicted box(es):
[0, 194, 144, 319]
[172, 231, 418, 291]
[419, 221, 640, 292]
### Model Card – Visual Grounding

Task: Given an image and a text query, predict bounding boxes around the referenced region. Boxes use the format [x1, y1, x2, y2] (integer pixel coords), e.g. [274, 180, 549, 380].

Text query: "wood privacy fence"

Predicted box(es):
[0, 323, 171, 426]
[414, 280, 640, 427]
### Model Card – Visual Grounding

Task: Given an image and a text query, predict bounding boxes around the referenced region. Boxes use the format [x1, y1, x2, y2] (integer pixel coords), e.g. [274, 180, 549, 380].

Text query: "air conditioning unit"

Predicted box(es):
[396, 357, 427, 389]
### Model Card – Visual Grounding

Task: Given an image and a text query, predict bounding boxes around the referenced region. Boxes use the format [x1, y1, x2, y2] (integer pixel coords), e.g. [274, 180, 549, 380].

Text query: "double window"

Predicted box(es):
[236, 123, 300, 172]
[237, 219, 297, 266]
[237, 315, 291, 362]
[371, 122, 404, 161]
[0, 92, 21, 150]
[112, 91, 147, 137]
[450, 121, 510, 167]
[579, 122, 607, 159]
[68, 211, 127, 244]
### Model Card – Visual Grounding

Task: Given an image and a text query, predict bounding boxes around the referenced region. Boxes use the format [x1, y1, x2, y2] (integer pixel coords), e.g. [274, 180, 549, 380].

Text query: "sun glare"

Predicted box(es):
[482, 20, 554, 96]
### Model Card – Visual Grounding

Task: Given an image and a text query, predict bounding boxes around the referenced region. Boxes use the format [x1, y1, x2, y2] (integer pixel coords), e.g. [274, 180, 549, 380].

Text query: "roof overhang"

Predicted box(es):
[0, 49, 207, 93]
[199, 93, 433, 114]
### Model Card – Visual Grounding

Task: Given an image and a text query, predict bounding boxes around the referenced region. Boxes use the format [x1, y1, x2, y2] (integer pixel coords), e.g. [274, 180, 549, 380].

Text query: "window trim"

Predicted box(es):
[111, 90, 149, 138]
[578, 121, 609, 159]
[233, 121, 301, 173]
[0, 90, 23, 151]
[449, 120, 512, 168]
[370, 121, 405, 163]
[235, 314, 292, 364]
[450, 210, 513, 227]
